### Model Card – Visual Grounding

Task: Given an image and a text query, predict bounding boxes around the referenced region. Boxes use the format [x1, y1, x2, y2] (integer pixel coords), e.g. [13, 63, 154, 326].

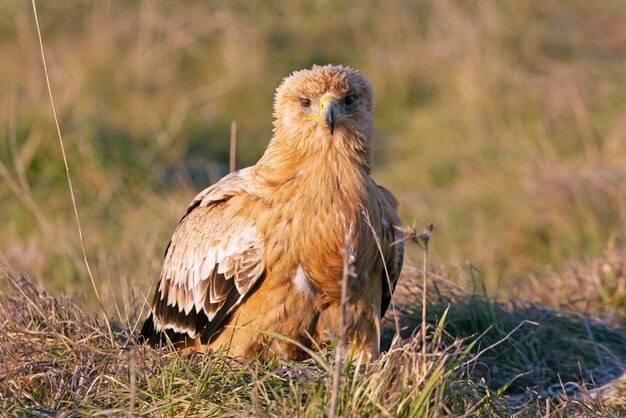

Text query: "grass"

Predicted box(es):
[2, 263, 625, 416]
[0, 271, 493, 416]
[3, 0, 626, 416]
[3, 1, 626, 299]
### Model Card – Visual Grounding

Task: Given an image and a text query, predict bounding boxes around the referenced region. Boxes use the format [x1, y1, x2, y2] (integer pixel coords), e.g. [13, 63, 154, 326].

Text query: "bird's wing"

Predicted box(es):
[377, 185, 404, 317]
[148, 168, 265, 343]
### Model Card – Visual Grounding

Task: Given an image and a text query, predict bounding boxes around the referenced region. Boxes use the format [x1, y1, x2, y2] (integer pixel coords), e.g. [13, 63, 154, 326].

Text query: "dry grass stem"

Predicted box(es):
[420, 224, 433, 376]
[362, 210, 401, 339]
[30, 0, 112, 341]
[328, 232, 354, 418]
[229, 120, 237, 173]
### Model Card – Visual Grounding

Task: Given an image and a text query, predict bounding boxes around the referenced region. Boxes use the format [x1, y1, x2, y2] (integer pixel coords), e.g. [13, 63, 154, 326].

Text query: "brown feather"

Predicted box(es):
[140, 65, 404, 361]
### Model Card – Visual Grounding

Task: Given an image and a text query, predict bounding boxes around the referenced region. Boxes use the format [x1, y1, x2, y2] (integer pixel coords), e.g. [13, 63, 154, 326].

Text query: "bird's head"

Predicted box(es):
[271, 65, 374, 164]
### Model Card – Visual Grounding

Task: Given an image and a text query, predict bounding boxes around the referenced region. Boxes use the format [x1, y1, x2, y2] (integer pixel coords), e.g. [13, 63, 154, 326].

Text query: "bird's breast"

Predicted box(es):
[257, 168, 375, 301]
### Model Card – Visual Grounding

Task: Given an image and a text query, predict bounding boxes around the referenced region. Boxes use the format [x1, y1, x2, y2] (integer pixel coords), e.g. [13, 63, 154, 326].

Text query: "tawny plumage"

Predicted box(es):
[140, 64, 404, 361]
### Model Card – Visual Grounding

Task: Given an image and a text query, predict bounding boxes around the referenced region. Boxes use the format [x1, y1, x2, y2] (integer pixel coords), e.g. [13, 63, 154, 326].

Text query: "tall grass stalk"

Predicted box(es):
[30, 0, 113, 341]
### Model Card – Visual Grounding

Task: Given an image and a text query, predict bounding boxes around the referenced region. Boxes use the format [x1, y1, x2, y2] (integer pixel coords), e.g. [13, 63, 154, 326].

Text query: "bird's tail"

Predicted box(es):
[138, 314, 161, 346]
[138, 314, 191, 347]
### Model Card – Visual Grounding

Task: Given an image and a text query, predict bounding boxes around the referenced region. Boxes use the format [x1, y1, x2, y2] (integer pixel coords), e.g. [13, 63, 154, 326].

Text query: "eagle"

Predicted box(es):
[140, 64, 404, 361]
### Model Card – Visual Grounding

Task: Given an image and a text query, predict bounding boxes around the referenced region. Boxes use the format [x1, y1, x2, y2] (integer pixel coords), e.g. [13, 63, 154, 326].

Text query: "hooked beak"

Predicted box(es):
[320, 95, 338, 135]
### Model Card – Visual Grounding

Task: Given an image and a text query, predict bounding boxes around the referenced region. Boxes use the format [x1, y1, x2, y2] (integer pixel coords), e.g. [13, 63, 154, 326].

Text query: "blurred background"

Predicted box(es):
[1, 0, 626, 311]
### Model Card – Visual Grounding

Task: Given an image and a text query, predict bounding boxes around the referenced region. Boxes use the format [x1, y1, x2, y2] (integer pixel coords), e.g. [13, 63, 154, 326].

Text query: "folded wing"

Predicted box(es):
[141, 168, 265, 345]
[377, 184, 404, 317]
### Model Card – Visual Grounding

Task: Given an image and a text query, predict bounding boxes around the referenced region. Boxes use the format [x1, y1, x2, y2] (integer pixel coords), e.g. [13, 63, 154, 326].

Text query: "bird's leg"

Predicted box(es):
[351, 306, 381, 362]
[316, 300, 381, 362]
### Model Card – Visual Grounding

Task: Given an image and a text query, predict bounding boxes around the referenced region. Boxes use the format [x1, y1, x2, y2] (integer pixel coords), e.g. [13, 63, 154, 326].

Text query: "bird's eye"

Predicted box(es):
[300, 97, 312, 108]
[344, 94, 356, 106]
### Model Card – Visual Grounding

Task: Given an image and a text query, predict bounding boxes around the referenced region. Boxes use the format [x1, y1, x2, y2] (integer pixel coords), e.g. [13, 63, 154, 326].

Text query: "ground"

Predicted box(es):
[2, 247, 625, 416]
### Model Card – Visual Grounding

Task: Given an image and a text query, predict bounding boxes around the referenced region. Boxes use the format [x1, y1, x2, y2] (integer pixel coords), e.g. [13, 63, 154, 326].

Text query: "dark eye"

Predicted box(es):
[300, 97, 311, 108]
[344, 94, 356, 106]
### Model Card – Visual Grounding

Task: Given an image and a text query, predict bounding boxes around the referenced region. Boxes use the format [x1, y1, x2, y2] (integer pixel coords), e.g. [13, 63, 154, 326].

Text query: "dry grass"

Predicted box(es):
[0, 272, 499, 417]
[524, 244, 626, 327]
[2, 265, 625, 416]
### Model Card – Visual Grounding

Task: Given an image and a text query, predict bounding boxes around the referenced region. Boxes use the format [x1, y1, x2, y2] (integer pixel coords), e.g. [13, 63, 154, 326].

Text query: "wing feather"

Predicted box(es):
[377, 185, 404, 317]
[146, 168, 266, 342]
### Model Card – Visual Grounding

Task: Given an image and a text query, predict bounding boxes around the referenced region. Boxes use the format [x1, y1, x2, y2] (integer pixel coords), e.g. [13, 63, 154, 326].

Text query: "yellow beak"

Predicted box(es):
[319, 94, 338, 135]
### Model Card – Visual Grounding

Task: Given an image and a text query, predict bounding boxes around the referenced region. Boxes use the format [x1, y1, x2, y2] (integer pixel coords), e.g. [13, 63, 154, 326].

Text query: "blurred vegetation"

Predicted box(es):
[2, 0, 626, 308]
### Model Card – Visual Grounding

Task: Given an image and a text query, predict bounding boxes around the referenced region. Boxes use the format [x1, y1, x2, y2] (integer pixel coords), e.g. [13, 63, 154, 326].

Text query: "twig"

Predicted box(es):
[474, 319, 538, 359]
[7, 275, 47, 322]
[229, 120, 237, 173]
[419, 224, 433, 376]
[31, 0, 113, 342]
[395, 222, 434, 375]
[129, 349, 137, 416]
[362, 210, 401, 338]
[328, 231, 354, 418]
